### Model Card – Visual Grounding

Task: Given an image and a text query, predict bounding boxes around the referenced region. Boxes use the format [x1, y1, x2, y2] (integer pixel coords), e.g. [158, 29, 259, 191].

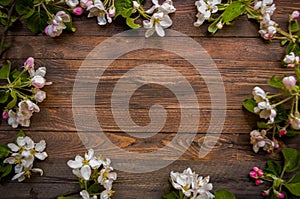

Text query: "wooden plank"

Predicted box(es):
[3, 37, 285, 61]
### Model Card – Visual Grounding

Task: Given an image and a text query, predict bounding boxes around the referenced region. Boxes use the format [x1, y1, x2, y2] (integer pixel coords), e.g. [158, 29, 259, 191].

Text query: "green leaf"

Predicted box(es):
[286, 128, 300, 137]
[15, 0, 34, 19]
[281, 40, 288, 46]
[17, 130, 26, 138]
[290, 20, 300, 34]
[0, 61, 11, 80]
[126, 17, 140, 29]
[162, 191, 180, 199]
[285, 173, 300, 196]
[257, 121, 270, 129]
[222, 1, 245, 25]
[87, 183, 100, 194]
[0, 0, 12, 6]
[214, 189, 236, 199]
[274, 104, 288, 123]
[0, 144, 10, 158]
[243, 98, 257, 114]
[6, 91, 17, 109]
[0, 90, 9, 104]
[0, 164, 12, 179]
[286, 42, 300, 56]
[282, 148, 300, 173]
[268, 75, 284, 89]
[264, 160, 282, 176]
[10, 68, 29, 83]
[208, 21, 219, 34]
[26, 10, 48, 34]
[115, 0, 133, 18]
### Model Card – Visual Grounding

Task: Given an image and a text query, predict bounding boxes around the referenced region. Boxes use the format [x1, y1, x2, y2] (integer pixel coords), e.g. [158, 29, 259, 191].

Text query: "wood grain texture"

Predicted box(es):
[1, 0, 300, 198]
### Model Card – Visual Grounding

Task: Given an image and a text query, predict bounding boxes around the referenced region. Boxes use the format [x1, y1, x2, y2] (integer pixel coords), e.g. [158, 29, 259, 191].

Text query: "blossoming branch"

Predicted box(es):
[0, 57, 51, 128]
[57, 149, 117, 199]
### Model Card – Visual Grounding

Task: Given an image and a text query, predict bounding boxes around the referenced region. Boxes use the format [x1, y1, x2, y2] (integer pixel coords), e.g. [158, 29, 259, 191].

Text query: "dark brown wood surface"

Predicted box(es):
[1, 0, 300, 198]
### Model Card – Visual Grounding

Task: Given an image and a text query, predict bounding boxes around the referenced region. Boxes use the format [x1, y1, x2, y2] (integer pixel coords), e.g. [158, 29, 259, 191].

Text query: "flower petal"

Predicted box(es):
[35, 140, 46, 152]
[80, 165, 92, 181]
[7, 143, 19, 152]
[67, 159, 83, 169]
[32, 168, 44, 176]
[35, 152, 48, 160]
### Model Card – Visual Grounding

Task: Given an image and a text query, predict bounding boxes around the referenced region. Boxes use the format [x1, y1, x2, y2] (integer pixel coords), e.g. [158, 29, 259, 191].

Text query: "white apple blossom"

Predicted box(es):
[250, 130, 275, 153]
[143, 12, 173, 38]
[170, 168, 214, 199]
[3, 135, 47, 182]
[67, 149, 103, 180]
[194, 0, 221, 27]
[97, 165, 117, 190]
[283, 52, 299, 67]
[87, 0, 112, 26]
[45, 11, 71, 37]
[254, 100, 277, 124]
[252, 86, 267, 103]
[146, 0, 176, 15]
[68, 149, 117, 198]
[255, 0, 277, 40]
[7, 100, 40, 128]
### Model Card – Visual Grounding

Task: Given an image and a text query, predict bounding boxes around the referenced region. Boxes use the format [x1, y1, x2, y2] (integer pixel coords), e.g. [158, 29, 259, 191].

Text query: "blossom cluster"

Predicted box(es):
[194, 0, 221, 28]
[255, 0, 277, 40]
[249, 167, 285, 198]
[67, 149, 117, 199]
[3, 135, 48, 182]
[170, 168, 214, 199]
[142, 0, 176, 38]
[43, 0, 176, 38]
[45, 0, 116, 37]
[2, 57, 51, 128]
[247, 74, 299, 153]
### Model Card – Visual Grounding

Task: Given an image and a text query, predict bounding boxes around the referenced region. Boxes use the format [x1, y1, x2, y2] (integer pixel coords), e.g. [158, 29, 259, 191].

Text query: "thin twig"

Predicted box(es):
[0, 1, 15, 59]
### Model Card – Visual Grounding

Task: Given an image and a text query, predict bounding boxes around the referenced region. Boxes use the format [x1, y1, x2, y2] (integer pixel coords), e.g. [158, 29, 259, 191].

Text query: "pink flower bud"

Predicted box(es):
[291, 11, 300, 20]
[253, 167, 260, 172]
[35, 90, 46, 103]
[279, 129, 287, 137]
[31, 75, 46, 88]
[283, 76, 296, 89]
[249, 171, 257, 179]
[255, 179, 263, 185]
[261, 190, 269, 197]
[108, 6, 116, 18]
[277, 192, 285, 199]
[24, 57, 34, 69]
[2, 111, 8, 119]
[257, 170, 264, 177]
[73, 7, 83, 15]
[45, 24, 57, 37]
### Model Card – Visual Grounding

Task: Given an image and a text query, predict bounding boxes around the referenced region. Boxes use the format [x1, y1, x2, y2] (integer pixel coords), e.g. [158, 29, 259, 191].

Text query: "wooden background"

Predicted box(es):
[1, 0, 300, 198]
